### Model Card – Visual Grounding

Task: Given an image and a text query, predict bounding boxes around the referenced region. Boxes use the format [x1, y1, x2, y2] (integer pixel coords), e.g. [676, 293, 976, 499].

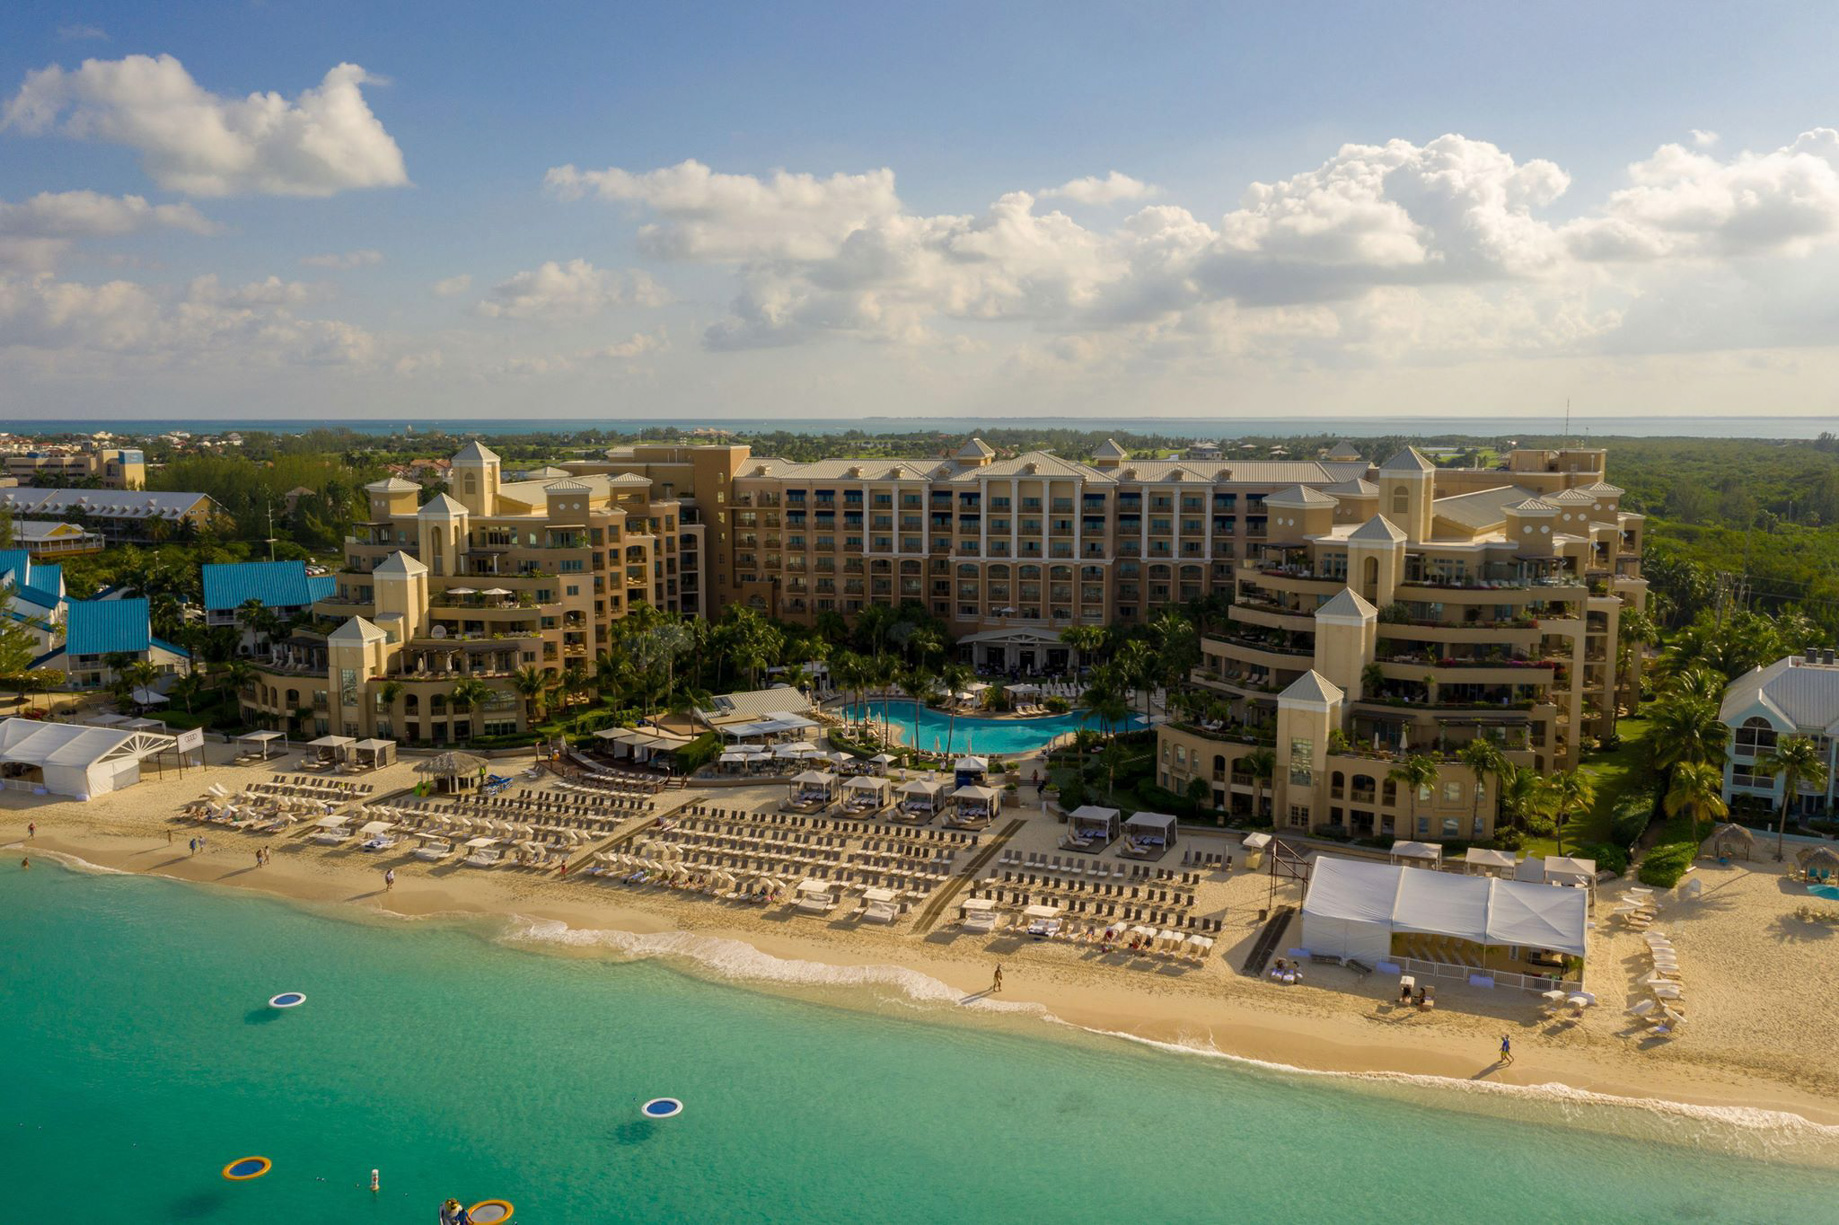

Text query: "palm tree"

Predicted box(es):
[904, 667, 939, 750]
[1059, 624, 1104, 669]
[1754, 736, 1831, 861]
[1456, 737, 1507, 838]
[905, 628, 943, 668]
[513, 666, 549, 726]
[1663, 760, 1728, 852]
[1648, 691, 1729, 772]
[374, 680, 403, 738]
[449, 677, 492, 712]
[121, 660, 160, 710]
[1388, 754, 1440, 840]
[1244, 746, 1278, 823]
[938, 661, 972, 757]
[1544, 768, 1597, 858]
[869, 653, 902, 748]
[1497, 762, 1543, 833]
[561, 665, 591, 714]
[1115, 639, 1156, 723]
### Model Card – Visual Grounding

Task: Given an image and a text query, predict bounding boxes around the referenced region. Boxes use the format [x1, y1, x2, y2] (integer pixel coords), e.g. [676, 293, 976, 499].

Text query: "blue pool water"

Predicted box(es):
[1808, 883, 1839, 901]
[5, 863, 1839, 1222]
[846, 699, 1148, 755]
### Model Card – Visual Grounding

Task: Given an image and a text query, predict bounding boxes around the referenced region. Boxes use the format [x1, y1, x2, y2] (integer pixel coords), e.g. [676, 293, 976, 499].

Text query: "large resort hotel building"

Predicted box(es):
[240, 438, 1647, 843]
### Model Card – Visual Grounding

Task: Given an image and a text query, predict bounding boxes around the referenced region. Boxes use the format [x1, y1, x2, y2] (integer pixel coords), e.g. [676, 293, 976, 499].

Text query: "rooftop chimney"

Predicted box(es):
[1806, 648, 1820, 664]
[1824, 649, 1836, 666]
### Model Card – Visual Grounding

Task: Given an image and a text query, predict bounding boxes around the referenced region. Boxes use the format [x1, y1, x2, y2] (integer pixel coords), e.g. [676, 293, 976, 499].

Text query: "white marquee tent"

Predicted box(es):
[0, 717, 175, 800]
[1301, 855, 1587, 967]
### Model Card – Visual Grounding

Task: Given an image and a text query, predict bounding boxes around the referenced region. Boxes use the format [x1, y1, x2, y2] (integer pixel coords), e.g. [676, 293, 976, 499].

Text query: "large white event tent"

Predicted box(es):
[1300, 855, 1587, 968]
[0, 717, 175, 799]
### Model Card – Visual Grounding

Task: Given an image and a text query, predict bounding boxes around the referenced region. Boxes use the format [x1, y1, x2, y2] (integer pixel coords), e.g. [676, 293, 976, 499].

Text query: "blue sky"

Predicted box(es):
[5, 1, 1839, 420]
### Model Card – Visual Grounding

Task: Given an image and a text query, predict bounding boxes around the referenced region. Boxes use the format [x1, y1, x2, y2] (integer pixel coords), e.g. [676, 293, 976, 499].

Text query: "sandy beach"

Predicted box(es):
[9, 741, 1839, 1131]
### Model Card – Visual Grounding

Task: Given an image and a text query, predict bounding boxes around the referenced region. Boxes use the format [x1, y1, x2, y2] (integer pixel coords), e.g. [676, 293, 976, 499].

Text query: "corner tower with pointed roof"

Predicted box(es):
[955, 437, 995, 468]
[1377, 445, 1436, 544]
[451, 439, 501, 516]
[1091, 438, 1129, 470]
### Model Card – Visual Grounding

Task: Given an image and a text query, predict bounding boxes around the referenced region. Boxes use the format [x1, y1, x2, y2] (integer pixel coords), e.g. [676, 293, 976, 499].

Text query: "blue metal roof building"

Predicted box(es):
[65, 597, 153, 656]
[0, 549, 65, 610]
[201, 560, 334, 613]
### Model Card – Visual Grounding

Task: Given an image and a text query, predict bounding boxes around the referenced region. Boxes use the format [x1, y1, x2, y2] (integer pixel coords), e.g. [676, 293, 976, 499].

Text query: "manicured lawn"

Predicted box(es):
[1522, 712, 1658, 859]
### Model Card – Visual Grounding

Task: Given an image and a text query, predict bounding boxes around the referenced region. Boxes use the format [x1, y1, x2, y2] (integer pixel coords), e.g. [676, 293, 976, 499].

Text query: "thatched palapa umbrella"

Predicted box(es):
[1707, 822, 1755, 861]
[416, 751, 489, 792]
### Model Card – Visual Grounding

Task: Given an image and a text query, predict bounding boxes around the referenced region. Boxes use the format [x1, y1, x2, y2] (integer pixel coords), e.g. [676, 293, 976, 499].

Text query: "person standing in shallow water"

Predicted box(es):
[992, 965, 1003, 994]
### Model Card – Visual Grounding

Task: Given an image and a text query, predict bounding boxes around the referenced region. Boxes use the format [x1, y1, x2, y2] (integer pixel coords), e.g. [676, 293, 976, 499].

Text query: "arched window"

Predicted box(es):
[404, 694, 419, 713]
[1734, 716, 1778, 756]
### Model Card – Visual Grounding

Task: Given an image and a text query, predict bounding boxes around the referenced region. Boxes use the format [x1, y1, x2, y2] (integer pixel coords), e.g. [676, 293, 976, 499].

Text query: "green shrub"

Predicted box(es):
[674, 732, 723, 774]
[1044, 696, 1071, 714]
[1577, 842, 1629, 876]
[1491, 827, 1524, 851]
[1058, 777, 1088, 810]
[1638, 842, 1696, 888]
[1609, 796, 1654, 850]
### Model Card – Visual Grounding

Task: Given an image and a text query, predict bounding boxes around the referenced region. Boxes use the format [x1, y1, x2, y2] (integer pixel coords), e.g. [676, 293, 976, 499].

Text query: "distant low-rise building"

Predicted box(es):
[0, 488, 226, 542]
[10, 520, 105, 559]
[201, 560, 335, 652]
[0, 548, 66, 656]
[0, 445, 146, 489]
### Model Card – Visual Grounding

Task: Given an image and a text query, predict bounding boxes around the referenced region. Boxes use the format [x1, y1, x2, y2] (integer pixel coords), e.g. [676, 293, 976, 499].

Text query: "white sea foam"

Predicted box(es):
[25, 848, 133, 877]
[494, 911, 1839, 1165]
[497, 914, 1050, 1017]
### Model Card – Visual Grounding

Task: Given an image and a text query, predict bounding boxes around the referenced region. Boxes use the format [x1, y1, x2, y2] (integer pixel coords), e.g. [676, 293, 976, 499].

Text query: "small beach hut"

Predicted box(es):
[1024, 903, 1063, 937]
[954, 755, 989, 787]
[1707, 823, 1754, 861]
[1797, 846, 1839, 881]
[1542, 855, 1598, 889]
[793, 879, 837, 914]
[1240, 831, 1271, 870]
[897, 777, 945, 816]
[787, 769, 839, 809]
[417, 751, 489, 793]
[1389, 840, 1443, 869]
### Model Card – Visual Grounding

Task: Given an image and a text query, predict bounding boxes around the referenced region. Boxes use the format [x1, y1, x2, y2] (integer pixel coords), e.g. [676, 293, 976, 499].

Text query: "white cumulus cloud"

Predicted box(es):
[0, 189, 216, 272]
[1041, 171, 1157, 205]
[476, 259, 665, 319]
[431, 274, 472, 296]
[2, 55, 409, 197]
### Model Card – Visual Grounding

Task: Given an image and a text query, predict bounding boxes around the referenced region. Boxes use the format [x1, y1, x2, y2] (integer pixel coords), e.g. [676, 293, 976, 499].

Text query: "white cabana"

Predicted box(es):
[306, 734, 356, 766]
[842, 775, 891, 812]
[1068, 804, 1121, 843]
[1543, 856, 1599, 888]
[788, 770, 839, 807]
[235, 729, 287, 760]
[352, 738, 396, 769]
[947, 783, 1001, 825]
[87, 713, 131, 727]
[1389, 840, 1443, 868]
[954, 755, 989, 773]
[1300, 855, 1588, 970]
[0, 717, 172, 799]
[1464, 847, 1518, 878]
[794, 879, 837, 914]
[1123, 811, 1178, 849]
[860, 886, 900, 923]
[959, 896, 998, 933]
[773, 742, 821, 759]
[896, 778, 945, 810]
[130, 687, 169, 706]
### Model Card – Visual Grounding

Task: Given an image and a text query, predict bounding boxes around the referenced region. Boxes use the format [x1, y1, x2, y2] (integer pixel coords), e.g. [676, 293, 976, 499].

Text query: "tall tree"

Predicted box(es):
[1456, 738, 1507, 838]
[1663, 760, 1728, 851]
[1543, 768, 1597, 859]
[1754, 736, 1830, 861]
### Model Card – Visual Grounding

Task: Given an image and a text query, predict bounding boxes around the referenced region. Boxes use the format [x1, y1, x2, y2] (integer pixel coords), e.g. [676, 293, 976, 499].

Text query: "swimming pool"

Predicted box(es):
[1807, 883, 1839, 901]
[843, 700, 1148, 756]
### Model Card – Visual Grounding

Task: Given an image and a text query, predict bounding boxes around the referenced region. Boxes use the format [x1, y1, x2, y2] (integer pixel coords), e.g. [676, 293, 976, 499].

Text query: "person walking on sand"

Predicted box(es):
[384, 868, 396, 892]
[992, 965, 1004, 994]
[1499, 1035, 1513, 1066]
[27, 821, 34, 839]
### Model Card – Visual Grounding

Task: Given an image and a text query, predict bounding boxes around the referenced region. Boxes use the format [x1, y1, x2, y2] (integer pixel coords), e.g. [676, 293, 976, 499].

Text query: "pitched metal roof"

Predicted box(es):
[65, 597, 152, 656]
[1721, 656, 1839, 734]
[1430, 485, 1541, 532]
[0, 549, 63, 608]
[0, 489, 215, 519]
[1348, 515, 1407, 542]
[1266, 484, 1339, 508]
[1279, 670, 1344, 705]
[1379, 446, 1436, 473]
[452, 440, 501, 464]
[201, 560, 324, 611]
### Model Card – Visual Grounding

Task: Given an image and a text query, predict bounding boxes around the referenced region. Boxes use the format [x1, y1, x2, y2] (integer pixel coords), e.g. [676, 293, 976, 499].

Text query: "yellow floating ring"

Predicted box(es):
[467, 1200, 514, 1223]
[222, 1155, 272, 1181]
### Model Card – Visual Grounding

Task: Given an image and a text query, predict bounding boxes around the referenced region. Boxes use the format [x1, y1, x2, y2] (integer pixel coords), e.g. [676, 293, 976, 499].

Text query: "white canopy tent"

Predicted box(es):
[1123, 811, 1178, 847]
[1389, 840, 1444, 868]
[0, 718, 173, 799]
[235, 729, 287, 760]
[1464, 847, 1518, 877]
[1068, 804, 1121, 842]
[306, 734, 356, 765]
[1301, 855, 1588, 968]
[1542, 856, 1599, 888]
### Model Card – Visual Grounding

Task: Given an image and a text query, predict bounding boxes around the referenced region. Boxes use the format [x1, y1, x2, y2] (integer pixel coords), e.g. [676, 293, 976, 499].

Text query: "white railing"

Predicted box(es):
[1393, 955, 1580, 995]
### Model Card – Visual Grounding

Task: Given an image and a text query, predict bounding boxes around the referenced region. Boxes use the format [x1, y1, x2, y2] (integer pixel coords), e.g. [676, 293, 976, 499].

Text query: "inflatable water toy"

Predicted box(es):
[467, 1199, 514, 1223]
[268, 991, 306, 1009]
[642, 1097, 684, 1119]
[222, 1156, 272, 1181]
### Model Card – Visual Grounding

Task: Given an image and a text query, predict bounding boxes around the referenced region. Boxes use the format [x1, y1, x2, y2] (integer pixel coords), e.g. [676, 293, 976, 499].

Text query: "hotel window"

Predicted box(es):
[1733, 717, 1777, 757]
[1289, 738, 1313, 786]
[1288, 805, 1309, 828]
[1443, 781, 1462, 803]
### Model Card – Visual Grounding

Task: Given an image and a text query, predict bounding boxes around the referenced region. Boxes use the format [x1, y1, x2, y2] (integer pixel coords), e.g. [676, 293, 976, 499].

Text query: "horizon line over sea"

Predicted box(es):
[1, 414, 1833, 440]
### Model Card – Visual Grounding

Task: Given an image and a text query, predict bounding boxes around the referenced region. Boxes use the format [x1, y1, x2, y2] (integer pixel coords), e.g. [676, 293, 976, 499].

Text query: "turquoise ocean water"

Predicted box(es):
[7, 861, 1839, 1224]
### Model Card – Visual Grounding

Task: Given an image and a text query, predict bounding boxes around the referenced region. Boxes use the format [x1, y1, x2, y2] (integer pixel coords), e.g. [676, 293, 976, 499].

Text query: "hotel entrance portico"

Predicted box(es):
[958, 628, 1074, 674]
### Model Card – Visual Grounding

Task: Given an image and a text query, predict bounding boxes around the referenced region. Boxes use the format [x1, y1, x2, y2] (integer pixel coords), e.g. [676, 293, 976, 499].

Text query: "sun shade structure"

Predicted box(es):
[1389, 840, 1443, 867]
[1301, 855, 1588, 966]
[1707, 823, 1753, 859]
[0, 716, 173, 798]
